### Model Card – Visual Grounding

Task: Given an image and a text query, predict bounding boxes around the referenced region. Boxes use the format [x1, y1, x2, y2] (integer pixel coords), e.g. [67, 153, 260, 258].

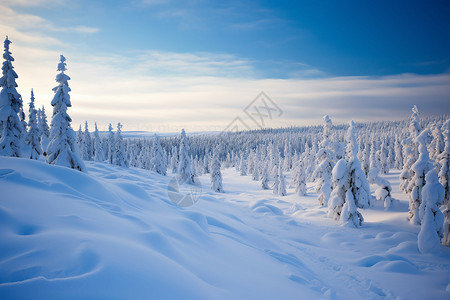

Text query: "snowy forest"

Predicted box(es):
[1, 35, 450, 300]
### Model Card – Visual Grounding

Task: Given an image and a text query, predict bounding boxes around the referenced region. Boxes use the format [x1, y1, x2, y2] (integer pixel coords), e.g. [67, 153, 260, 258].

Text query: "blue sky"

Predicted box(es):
[1, 0, 449, 131]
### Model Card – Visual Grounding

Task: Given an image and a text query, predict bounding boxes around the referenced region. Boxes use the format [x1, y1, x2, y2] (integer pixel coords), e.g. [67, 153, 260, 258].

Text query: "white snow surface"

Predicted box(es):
[1, 157, 450, 300]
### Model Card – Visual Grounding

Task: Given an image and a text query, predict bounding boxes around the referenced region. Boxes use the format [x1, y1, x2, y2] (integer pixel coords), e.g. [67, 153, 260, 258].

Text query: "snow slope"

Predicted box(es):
[1, 157, 450, 299]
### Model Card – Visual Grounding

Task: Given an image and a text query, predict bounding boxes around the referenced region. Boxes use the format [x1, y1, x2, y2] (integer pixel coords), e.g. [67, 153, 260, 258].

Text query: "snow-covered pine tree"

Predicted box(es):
[112, 122, 128, 167]
[438, 119, 450, 206]
[151, 134, 167, 175]
[313, 115, 334, 206]
[418, 170, 445, 253]
[295, 160, 307, 196]
[368, 168, 393, 210]
[0, 36, 24, 157]
[38, 105, 50, 155]
[76, 125, 83, 151]
[177, 129, 195, 184]
[93, 122, 104, 162]
[107, 123, 114, 164]
[46, 55, 85, 172]
[240, 155, 247, 176]
[273, 164, 287, 196]
[328, 121, 368, 226]
[27, 89, 41, 159]
[400, 105, 421, 193]
[83, 121, 93, 161]
[408, 129, 433, 225]
[261, 164, 270, 190]
[394, 138, 403, 169]
[210, 148, 223, 192]
[380, 139, 390, 174]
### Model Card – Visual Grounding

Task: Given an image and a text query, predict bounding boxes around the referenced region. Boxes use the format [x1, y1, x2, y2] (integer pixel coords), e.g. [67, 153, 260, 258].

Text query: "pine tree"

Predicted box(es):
[151, 134, 167, 175]
[83, 121, 93, 161]
[261, 164, 270, 190]
[27, 89, 41, 159]
[418, 170, 444, 253]
[107, 123, 114, 164]
[93, 122, 104, 162]
[273, 164, 286, 196]
[46, 55, 85, 172]
[210, 148, 223, 192]
[408, 129, 433, 225]
[38, 105, 50, 156]
[294, 160, 307, 196]
[438, 119, 450, 206]
[112, 122, 128, 167]
[0, 36, 24, 157]
[177, 129, 195, 184]
[400, 105, 421, 193]
[313, 115, 335, 206]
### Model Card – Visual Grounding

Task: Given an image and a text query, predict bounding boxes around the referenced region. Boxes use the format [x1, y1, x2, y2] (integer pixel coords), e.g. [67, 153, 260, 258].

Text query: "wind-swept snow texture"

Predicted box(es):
[1, 157, 450, 300]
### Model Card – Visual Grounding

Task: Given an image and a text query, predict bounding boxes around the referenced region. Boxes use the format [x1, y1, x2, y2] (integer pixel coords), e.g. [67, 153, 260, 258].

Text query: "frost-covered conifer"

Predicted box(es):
[112, 122, 128, 167]
[93, 122, 104, 162]
[0, 36, 24, 157]
[394, 139, 403, 169]
[210, 149, 223, 192]
[76, 125, 83, 151]
[261, 164, 270, 190]
[27, 89, 40, 159]
[107, 123, 114, 164]
[313, 115, 334, 206]
[46, 55, 85, 172]
[252, 159, 260, 181]
[418, 170, 444, 253]
[400, 105, 421, 193]
[240, 155, 247, 176]
[273, 164, 286, 196]
[38, 105, 50, 155]
[170, 146, 178, 173]
[177, 129, 195, 184]
[83, 121, 93, 161]
[368, 168, 393, 210]
[328, 121, 368, 226]
[438, 119, 450, 206]
[379, 140, 389, 174]
[408, 129, 433, 225]
[151, 134, 167, 175]
[295, 161, 307, 196]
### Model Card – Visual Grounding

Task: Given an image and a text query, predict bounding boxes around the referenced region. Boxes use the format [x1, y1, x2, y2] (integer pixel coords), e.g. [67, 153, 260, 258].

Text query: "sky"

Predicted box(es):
[1, 0, 449, 132]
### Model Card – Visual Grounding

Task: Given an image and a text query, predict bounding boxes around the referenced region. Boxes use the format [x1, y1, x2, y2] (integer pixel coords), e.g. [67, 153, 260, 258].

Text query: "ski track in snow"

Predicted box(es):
[1, 157, 450, 300]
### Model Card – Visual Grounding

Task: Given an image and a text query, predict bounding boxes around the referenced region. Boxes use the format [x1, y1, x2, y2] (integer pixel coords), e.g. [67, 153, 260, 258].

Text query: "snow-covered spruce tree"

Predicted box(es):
[261, 164, 270, 190]
[27, 89, 41, 159]
[273, 164, 287, 196]
[408, 129, 433, 225]
[294, 160, 307, 196]
[76, 125, 83, 151]
[210, 149, 223, 192]
[400, 105, 421, 193]
[107, 123, 114, 164]
[328, 121, 368, 226]
[379, 139, 390, 174]
[83, 121, 93, 161]
[312, 115, 334, 206]
[46, 55, 85, 172]
[0, 36, 24, 157]
[240, 155, 247, 176]
[93, 122, 104, 162]
[252, 159, 260, 181]
[394, 139, 403, 169]
[38, 105, 50, 155]
[151, 134, 167, 176]
[177, 129, 195, 184]
[112, 122, 128, 167]
[438, 119, 450, 206]
[418, 170, 445, 253]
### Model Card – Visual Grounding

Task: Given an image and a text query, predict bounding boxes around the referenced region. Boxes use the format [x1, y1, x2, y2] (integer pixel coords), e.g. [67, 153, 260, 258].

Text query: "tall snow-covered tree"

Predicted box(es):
[0, 36, 24, 157]
[328, 121, 369, 227]
[83, 121, 93, 161]
[261, 164, 270, 190]
[438, 119, 450, 206]
[400, 105, 421, 193]
[273, 164, 287, 196]
[107, 123, 114, 164]
[93, 122, 104, 162]
[112, 122, 128, 167]
[210, 149, 223, 192]
[27, 89, 41, 159]
[418, 170, 445, 253]
[151, 134, 167, 175]
[177, 129, 195, 184]
[313, 115, 334, 206]
[294, 160, 307, 196]
[38, 105, 50, 155]
[408, 129, 433, 225]
[46, 55, 85, 172]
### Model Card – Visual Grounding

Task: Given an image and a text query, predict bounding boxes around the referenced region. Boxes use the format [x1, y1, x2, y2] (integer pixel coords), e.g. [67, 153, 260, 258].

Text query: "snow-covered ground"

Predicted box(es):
[1, 157, 450, 300]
